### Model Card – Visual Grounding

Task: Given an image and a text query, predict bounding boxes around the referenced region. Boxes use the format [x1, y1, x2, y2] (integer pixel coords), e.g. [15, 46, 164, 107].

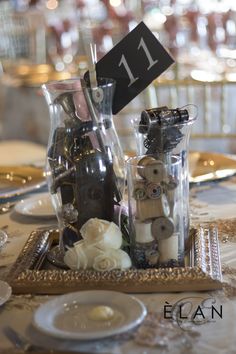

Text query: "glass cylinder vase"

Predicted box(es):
[133, 106, 197, 249]
[42, 78, 125, 266]
[127, 154, 184, 268]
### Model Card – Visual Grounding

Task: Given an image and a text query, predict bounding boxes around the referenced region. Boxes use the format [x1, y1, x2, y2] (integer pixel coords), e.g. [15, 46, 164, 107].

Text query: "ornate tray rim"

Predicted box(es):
[7, 226, 222, 294]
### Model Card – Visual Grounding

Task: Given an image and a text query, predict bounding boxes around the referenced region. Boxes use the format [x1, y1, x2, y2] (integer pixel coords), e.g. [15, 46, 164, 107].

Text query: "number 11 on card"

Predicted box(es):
[118, 37, 158, 87]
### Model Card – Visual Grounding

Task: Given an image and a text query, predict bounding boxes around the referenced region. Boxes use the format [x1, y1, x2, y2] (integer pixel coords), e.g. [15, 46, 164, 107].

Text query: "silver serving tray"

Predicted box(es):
[7, 226, 222, 294]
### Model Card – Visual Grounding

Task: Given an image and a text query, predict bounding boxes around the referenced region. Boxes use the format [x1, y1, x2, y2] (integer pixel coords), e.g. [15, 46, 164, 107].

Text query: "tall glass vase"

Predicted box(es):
[133, 106, 197, 249]
[127, 154, 184, 268]
[42, 78, 125, 267]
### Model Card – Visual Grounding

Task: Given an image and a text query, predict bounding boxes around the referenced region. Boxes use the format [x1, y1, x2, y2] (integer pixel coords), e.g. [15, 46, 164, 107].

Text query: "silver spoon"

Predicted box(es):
[3, 326, 41, 352]
[0, 229, 8, 248]
[0, 202, 15, 215]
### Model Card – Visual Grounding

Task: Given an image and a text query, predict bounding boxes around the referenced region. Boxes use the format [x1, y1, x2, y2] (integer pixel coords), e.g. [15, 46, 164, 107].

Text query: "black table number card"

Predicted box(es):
[85, 21, 175, 114]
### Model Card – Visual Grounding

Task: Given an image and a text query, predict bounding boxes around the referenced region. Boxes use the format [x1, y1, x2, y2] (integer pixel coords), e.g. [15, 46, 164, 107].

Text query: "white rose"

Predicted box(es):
[93, 249, 132, 272]
[114, 249, 132, 269]
[74, 241, 102, 268]
[64, 242, 89, 270]
[80, 218, 104, 245]
[93, 253, 118, 271]
[80, 218, 122, 250]
[64, 246, 78, 269]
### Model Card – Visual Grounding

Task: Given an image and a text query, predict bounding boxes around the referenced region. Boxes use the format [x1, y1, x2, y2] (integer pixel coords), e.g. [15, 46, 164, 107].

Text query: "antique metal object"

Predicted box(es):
[42, 78, 125, 265]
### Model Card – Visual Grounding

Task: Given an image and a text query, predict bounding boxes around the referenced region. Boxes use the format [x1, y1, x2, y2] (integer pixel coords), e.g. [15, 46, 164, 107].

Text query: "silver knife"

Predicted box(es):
[3, 326, 41, 352]
[3, 326, 111, 353]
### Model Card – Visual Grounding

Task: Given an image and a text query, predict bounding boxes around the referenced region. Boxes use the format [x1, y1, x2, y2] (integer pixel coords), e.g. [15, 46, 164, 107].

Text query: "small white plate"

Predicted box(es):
[15, 193, 55, 219]
[33, 290, 146, 340]
[0, 281, 12, 306]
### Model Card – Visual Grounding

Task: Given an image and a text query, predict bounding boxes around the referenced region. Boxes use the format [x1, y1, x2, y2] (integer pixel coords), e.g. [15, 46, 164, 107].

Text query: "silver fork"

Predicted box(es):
[3, 326, 42, 352]
[0, 202, 15, 214]
[3, 326, 103, 353]
[0, 229, 8, 248]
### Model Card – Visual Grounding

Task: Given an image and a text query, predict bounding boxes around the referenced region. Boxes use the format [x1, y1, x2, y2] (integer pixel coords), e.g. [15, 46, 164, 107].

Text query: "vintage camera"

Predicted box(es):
[139, 106, 189, 133]
[139, 106, 189, 154]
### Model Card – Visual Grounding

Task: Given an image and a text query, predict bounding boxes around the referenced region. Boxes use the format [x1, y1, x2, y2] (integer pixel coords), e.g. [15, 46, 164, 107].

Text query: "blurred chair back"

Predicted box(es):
[115, 77, 236, 154]
[0, 5, 46, 64]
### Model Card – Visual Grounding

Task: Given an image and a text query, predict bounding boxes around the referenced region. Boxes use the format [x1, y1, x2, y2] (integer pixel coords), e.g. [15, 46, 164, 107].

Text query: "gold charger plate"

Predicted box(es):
[189, 151, 236, 183]
[7, 226, 222, 294]
[0, 166, 46, 199]
[2, 63, 71, 87]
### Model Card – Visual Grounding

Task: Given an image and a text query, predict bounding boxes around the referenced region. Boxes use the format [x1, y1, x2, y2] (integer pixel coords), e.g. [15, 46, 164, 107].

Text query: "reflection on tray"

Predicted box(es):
[7, 226, 222, 294]
[0, 166, 46, 199]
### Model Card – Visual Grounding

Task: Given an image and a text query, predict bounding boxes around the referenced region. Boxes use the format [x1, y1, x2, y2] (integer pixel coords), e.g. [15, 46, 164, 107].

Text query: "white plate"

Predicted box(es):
[33, 290, 147, 340]
[0, 281, 12, 306]
[15, 193, 55, 219]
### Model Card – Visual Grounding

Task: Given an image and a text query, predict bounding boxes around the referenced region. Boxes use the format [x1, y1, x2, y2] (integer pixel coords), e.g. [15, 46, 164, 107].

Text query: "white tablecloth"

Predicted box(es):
[1, 147, 236, 353]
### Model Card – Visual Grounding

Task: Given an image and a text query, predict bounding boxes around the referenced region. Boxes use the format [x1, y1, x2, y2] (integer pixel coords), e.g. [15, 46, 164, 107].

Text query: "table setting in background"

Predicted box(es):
[1, 20, 236, 354]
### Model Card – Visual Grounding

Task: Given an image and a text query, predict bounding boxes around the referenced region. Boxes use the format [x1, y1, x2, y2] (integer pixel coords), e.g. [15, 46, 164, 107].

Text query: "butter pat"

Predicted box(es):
[88, 305, 114, 321]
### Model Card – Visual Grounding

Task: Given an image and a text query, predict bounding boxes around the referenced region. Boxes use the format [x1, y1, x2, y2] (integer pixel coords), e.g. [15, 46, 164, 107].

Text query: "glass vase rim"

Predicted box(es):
[131, 115, 197, 130]
[42, 77, 115, 93]
[126, 154, 181, 168]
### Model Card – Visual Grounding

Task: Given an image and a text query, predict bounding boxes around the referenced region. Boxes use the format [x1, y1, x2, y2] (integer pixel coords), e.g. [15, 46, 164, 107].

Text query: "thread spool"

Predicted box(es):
[145, 247, 159, 266]
[137, 156, 156, 179]
[133, 180, 147, 200]
[161, 176, 178, 215]
[151, 216, 174, 240]
[136, 194, 170, 221]
[138, 157, 165, 183]
[132, 240, 159, 268]
[146, 182, 162, 199]
[158, 233, 179, 263]
[134, 220, 154, 243]
[138, 156, 156, 169]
